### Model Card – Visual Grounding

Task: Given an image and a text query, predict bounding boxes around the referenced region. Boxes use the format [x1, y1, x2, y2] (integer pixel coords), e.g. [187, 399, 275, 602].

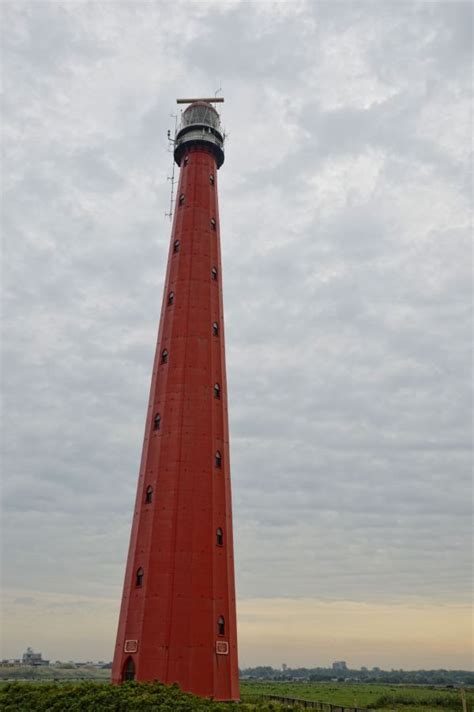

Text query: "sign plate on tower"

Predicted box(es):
[124, 640, 138, 653]
[216, 641, 229, 655]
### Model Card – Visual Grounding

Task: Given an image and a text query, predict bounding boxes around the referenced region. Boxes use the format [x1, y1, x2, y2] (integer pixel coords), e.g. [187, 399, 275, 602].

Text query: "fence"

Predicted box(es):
[261, 695, 368, 711]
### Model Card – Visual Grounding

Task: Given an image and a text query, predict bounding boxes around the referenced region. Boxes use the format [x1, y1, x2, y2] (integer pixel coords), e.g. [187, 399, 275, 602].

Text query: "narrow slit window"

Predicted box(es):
[210, 218, 216, 230]
[210, 174, 215, 185]
[216, 527, 223, 546]
[179, 193, 185, 205]
[173, 240, 180, 253]
[161, 349, 168, 364]
[183, 155, 189, 166]
[145, 486, 153, 504]
[215, 450, 222, 468]
[168, 291, 174, 306]
[211, 267, 218, 281]
[136, 567, 144, 587]
[214, 383, 220, 399]
[212, 321, 219, 336]
[217, 616, 225, 636]
[153, 413, 161, 430]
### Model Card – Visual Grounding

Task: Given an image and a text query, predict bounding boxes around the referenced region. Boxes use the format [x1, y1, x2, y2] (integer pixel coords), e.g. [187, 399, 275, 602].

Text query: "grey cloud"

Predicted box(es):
[2, 0, 471, 661]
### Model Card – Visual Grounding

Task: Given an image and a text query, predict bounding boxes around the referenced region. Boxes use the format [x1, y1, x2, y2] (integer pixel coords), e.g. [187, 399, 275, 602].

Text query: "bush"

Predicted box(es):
[0, 682, 232, 712]
[367, 691, 465, 710]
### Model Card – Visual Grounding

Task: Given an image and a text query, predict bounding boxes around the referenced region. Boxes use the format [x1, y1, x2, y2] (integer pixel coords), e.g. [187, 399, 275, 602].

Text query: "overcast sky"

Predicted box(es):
[2, 1, 472, 669]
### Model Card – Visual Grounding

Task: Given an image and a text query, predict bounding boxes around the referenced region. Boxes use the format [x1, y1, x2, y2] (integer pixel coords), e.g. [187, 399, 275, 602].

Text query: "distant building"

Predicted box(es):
[282, 663, 288, 671]
[332, 661, 348, 671]
[22, 647, 49, 666]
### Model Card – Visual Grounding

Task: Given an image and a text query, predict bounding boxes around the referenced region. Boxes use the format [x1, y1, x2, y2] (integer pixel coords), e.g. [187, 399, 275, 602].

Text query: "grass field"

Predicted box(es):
[0, 678, 471, 710]
[240, 681, 473, 711]
[0, 665, 111, 682]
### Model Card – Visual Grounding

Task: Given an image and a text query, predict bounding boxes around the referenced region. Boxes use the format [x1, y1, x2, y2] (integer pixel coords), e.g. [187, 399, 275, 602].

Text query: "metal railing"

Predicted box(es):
[261, 695, 368, 711]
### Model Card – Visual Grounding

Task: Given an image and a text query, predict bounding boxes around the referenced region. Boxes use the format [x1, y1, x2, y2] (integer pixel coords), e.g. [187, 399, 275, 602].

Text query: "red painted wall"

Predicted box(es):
[112, 146, 239, 701]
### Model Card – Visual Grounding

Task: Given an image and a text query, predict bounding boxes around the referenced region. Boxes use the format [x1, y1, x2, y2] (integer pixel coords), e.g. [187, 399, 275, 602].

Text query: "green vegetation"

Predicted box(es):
[241, 667, 474, 687]
[0, 665, 110, 682]
[0, 681, 269, 712]
[240, 681, 473, 711]
[0, 680, 472, 711]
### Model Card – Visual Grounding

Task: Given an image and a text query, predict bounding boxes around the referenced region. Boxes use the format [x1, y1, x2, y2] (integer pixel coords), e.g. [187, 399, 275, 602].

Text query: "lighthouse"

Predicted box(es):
[111, 98, 239, 701]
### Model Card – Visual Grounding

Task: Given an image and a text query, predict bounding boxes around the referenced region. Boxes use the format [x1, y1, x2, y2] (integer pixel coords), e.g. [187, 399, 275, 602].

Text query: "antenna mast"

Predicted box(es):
[165, 114, 178, 221]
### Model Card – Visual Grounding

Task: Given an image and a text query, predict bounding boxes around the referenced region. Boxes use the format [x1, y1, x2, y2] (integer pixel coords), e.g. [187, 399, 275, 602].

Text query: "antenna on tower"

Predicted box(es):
[214, 84, 227, 144]
[165, 114, 178, 221]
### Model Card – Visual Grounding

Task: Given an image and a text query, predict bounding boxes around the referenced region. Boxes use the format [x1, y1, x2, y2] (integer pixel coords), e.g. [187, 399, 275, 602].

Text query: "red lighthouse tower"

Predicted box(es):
[111, 98, 239, 701]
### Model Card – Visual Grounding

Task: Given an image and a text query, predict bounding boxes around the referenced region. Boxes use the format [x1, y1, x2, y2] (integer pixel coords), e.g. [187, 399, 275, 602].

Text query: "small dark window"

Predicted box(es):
[212, 321, 219, 336]
[183, 155, 189, 166]
[210, 174, 215, 185]
[217, 616, 225, 636]
[215, 450, 222, 468]
[173, 240, 180, 253]
[153, 413, 161, 430]
[179, 193, 185, 205]
[211, 267, 218, 281]
[161, 349, 168, 364]
[216, 527, 223, 546]
[145, 486, 153, 504]
[210, 218, 216, 230]
[136, 567, 144, 587]
[214, 383, 220, 399]
[168, 291, 174, 306]
[123, 657, 135, 681]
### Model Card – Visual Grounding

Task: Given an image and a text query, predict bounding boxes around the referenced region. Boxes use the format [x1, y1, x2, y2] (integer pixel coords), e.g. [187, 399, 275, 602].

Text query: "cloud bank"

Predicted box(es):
[2, 1, 472, 667]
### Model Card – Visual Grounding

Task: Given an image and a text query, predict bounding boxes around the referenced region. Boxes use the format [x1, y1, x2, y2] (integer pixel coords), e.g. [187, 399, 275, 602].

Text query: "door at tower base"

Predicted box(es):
[111, 99, 239, 702]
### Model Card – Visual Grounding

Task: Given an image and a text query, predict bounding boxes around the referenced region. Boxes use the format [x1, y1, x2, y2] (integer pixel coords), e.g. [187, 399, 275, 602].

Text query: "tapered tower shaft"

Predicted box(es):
[112, 101, 239, 700]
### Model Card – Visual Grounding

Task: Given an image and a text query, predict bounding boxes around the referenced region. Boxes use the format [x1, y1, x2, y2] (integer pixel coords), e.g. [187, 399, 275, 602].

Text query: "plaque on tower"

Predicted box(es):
[124, 640, 138, 653]
[216, 641, 229, 655]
